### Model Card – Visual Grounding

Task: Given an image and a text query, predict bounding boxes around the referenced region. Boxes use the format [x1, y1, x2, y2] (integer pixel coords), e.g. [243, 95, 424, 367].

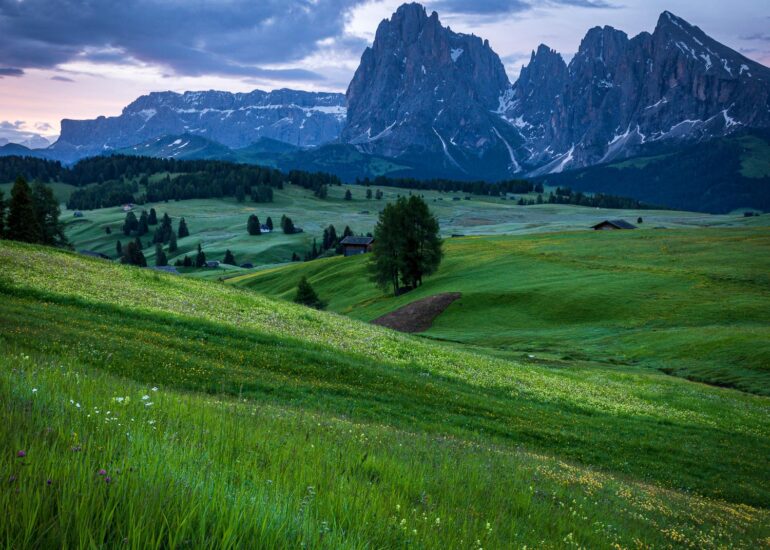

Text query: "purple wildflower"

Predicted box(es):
[105, 476, 112, 484]
[98, 469, 107, 476]
[46, 479, 52, 485]
[17, 450, 26, 458]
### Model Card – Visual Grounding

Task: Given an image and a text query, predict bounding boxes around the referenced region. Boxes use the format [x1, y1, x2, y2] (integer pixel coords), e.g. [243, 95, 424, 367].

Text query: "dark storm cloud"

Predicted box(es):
[0, 0, 369, 80]
[429, 0, 615, 16]
[0, 67, 24, 77]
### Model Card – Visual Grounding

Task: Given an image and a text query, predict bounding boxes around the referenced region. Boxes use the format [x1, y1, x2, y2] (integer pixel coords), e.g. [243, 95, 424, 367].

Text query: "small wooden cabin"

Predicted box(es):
[591, 219, 637, 231]
[340, 236, 374, 257]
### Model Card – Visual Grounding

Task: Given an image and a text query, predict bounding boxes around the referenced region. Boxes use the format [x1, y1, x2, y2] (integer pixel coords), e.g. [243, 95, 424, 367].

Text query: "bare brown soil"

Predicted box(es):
[371, 292, 462, 333]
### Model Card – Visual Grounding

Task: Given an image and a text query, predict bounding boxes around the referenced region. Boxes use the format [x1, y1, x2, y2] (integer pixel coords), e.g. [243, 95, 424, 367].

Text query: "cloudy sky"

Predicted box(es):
[1, 0, 768, 146]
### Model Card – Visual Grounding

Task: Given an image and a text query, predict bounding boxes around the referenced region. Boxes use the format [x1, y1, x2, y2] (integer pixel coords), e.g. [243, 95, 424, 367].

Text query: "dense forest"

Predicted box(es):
[540, 130, 770, 214]
[2, 153, 661, 212]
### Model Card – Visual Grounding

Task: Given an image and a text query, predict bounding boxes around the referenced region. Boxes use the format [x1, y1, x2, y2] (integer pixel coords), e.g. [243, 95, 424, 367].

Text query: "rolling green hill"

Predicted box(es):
[1, 239, 769, 547]
[231, 226, 770, 396]
[62, 182, 758, 268]
[539, 129, 770, 214]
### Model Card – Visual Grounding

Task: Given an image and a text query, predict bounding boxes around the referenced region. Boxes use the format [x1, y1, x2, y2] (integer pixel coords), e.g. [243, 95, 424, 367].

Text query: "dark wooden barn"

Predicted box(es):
[591, 219, 638, 231]
[340, 236, 374, 257]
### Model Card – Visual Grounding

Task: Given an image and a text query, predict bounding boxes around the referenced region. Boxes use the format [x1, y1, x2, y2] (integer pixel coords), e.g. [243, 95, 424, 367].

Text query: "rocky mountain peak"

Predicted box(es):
[342, 2, 522, 178]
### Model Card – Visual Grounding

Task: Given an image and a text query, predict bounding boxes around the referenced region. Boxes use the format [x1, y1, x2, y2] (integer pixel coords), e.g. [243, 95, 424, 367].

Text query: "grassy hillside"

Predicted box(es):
[1, 240, 769, 547]
[232, 226, 770, 395]
[63, 182, 757, 267]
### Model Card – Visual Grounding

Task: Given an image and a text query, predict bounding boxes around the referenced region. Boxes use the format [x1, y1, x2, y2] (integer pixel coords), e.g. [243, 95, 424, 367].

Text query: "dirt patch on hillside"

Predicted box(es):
[372, 292, 462, 333]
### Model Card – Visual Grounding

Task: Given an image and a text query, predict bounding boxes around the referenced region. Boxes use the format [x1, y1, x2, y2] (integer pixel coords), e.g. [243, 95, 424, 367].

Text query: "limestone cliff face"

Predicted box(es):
[342, 3, 524, 179]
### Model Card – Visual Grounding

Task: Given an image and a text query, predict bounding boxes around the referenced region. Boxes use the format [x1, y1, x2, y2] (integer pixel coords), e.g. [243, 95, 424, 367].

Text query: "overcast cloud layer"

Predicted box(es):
[0, 0, 768, 144]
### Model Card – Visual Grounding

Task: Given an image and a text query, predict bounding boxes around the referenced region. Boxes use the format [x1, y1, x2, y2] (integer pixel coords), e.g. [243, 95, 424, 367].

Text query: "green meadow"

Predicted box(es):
[61, 182, 757, 268]
[1, 240, 769, 548]
[232, 226, 770, 395]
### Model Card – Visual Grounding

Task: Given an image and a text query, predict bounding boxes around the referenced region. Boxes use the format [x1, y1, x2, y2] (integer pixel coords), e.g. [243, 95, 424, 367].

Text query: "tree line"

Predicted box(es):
[0, 177, 68, 247]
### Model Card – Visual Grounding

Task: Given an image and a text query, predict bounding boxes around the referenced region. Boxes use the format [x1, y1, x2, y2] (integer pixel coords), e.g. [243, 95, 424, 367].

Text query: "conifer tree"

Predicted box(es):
[0, 190, 5, 238]
[168, 231, 178, 252]
[247, 214, 261, 235]
[7, 177, 42, 243]
[122, 211, 138, 236]
[155, 243, 168, 266]
[266, 216, 274, 231]
[148, 208, 158, 225]
[178, 217, 189, 238]
[121, 241, 146, 267]
[223, 249, 236, 265]
[366, 188, 372, 199]
[138, 210, 149, 235]
[116, 240, 123, 258]
[293, 276, 325, 310]
[195, 243, 206, 267]
[344, 189, 352, 201]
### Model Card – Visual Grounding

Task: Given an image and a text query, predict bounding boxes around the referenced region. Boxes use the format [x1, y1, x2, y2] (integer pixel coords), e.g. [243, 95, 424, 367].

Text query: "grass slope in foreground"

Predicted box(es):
[232, 226, 770, 396]
[1, 241, 769, 548]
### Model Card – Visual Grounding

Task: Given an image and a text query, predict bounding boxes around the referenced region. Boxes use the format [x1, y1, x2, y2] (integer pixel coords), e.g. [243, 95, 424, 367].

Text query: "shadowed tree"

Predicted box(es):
[223, 249, 236, 265]
[293, 276, 326, 310]
[247, 214, 261, 235]
[178, 217, 189, 238]
[195, 243, 206, 267]
[7, 177, 42, 243]
[155, 243, 168, 266]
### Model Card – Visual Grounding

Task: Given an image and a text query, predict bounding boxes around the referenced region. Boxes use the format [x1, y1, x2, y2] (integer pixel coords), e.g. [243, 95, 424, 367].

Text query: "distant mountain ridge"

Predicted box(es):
[15, 2, 769, 213]
[49, 89, 346, 163]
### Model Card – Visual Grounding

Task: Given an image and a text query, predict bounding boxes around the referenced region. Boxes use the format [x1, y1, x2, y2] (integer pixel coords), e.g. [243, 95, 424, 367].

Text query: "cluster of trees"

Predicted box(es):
[174, 243, 208, 268]
[116, 209, 188, 266]
[246, 215, 274, 235]
[303, 224, 356, 261]
[0, 177, 67, 247]
[0, 157, 62, 183]
[369, 196, 443, 295]
[542, 187, 657, 210]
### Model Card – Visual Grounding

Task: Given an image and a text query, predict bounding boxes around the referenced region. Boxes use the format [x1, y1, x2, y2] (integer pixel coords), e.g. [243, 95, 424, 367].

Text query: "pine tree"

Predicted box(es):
[375, 189, 383, 200]
[182, 255, 192, 267]
[122, 211, 138, 236]
[134, 236, 143, 250]
[281, 215, 295, 234]
[121, 241, 147, 267]
[266, 216, 274, 231]
[155, 243, 168, 266]
[178, 217, 189, 238]
[0, 190, 5, 238]
[105, 226, 112, 234]
[293, 276, 325, 310]
[223, 249, 236, 265]
[31, 182, 67, 246]
[236, 186, 246, 203]
[7, 177, 42, 243]
[168, 231, 178, 252]
[342, 225, 354, 239]
[148, 208, 158, 225]
[344, 189, 352, 201]
[138, 210, 149, 235]
[366, 188, 372, 199]
[637, 217, 644, 224]
[116, 240, 123, 258]
[195, 243, 206, 267]
[291, 252, 300, 262]
[247, 214, 261, 235]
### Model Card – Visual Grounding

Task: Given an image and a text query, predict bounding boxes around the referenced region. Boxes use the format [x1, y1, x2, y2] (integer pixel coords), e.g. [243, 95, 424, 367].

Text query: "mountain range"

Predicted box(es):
[7, 2, 770, 210]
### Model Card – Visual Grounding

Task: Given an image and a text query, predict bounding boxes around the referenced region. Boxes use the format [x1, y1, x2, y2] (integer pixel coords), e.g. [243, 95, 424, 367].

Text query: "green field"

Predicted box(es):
[62, 182, 759, 268]
[1, 240, 769, 547]
[232, 226, 770, 396]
